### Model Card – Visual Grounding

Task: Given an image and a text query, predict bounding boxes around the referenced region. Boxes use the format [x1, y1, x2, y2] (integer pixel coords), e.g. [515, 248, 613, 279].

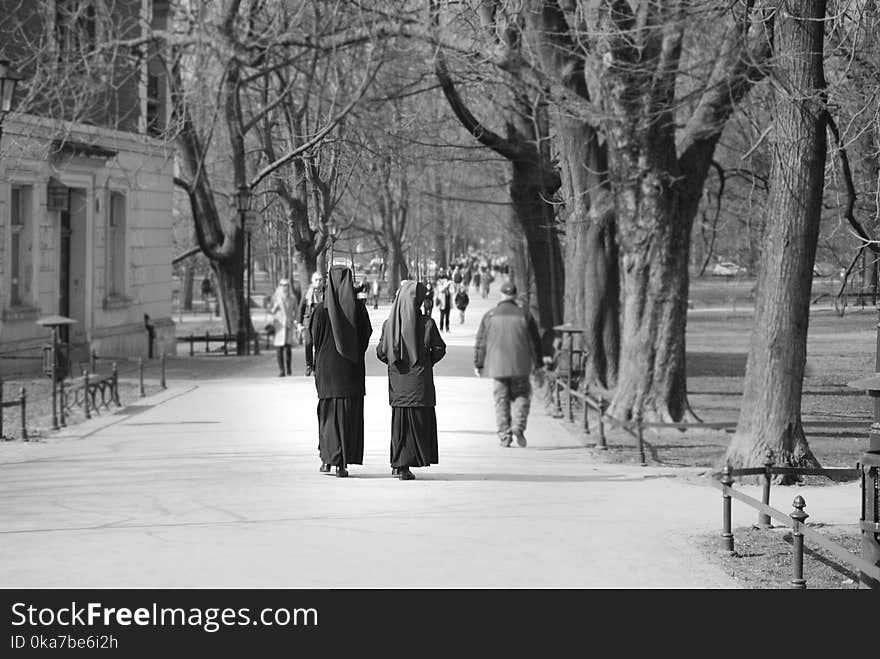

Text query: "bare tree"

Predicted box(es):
[432, 2, 565, 339]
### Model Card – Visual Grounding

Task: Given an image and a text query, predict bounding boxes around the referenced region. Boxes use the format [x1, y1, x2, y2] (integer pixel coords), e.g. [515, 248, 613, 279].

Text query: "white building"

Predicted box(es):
[0, 0, 176, 372]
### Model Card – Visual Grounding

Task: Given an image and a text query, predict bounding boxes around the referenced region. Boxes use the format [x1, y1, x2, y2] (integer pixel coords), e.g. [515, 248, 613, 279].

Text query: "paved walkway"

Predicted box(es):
[0, 368, 862, 588]
[0, 284, 864, 588]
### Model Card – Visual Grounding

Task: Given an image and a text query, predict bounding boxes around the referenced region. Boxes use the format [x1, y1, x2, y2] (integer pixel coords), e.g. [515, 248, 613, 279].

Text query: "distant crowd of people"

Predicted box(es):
[266, 253, 549, 480]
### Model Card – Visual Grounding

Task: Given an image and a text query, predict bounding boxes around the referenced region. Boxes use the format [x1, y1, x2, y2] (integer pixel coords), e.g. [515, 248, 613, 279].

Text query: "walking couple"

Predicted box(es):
[311, 266, 445, 481]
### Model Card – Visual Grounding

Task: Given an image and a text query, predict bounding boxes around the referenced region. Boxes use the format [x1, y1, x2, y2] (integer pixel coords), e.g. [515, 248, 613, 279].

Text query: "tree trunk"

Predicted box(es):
[510, 159, 564, 340]
[558, 117, 620, 390]
[386, 235, 408, 295]
[433, 175, 448, 272]
[295, 249, 318, 299]
[181, 262, 195, 312]
[725, 0, 827, 475]
[608, 171, 693, 422]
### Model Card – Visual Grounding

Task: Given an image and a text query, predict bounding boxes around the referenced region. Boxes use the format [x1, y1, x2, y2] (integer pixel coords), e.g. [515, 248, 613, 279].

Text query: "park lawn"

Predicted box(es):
[578, 306, 876, 470]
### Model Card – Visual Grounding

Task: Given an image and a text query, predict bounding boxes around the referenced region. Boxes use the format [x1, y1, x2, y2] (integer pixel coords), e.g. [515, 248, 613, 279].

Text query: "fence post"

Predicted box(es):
[83, 370, 91, 419]
[554, 377, 562, 418]
[565, 333, 574, 422]
[790, 495, 809, 589]
[596, 399, 607, 450]
[19, 386, 27, 441]
[112, 362, 120, 407]
[635, 410, 646, 466]
[59, 378, 66, 427]
[50, 368, 59, 430]
[253, 333, 260, 355]
[223, 335, 228, 356]
[160, 353, 166, 389]
[189, 334, 194, 357]
[90, 349, 97, 374]
[139, 358, 145, 397]
[583, 389, 590, 435]
[721, 466, 735, 554]
[759, 449, 774, 528]
[205, 331, 210, 354]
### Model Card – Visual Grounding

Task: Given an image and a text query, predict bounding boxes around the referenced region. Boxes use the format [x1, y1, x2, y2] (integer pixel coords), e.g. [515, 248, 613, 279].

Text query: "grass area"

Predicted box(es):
[695, 525, 863, 589]
[564, 306, 877, 472]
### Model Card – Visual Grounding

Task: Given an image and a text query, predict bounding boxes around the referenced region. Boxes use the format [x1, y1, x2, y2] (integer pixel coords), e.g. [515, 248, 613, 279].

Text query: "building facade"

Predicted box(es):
[0, 0, 175, 372]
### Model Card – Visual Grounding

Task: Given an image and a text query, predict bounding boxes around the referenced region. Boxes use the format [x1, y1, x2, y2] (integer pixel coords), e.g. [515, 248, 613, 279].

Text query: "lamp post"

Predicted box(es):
[0, 59, 23, 146]
[235, 185, 252, 356]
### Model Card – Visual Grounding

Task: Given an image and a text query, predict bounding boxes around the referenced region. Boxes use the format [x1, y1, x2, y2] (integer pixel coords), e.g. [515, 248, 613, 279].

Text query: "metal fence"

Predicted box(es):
[713, 464, 878, 589]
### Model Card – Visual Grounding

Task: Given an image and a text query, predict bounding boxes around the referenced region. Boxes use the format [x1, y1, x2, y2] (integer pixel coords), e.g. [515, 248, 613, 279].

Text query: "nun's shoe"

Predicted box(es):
[336, 467, 349, 478]
[398, 468, 415, 481]
[319, 463, 331, 473]
[499, 435, 512, 447]
[391, 467, 400, 476]
[514, 431, 527, 447]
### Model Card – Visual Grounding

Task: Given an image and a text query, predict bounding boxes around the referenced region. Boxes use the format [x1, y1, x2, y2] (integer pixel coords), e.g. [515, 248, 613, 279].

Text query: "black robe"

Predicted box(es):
[310, 301, 372, 465]
[377, 315, 445, 468]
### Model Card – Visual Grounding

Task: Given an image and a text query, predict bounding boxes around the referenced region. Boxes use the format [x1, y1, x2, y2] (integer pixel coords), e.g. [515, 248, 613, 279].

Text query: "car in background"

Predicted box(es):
[812, 262, 838, 278]
[710, 261, 747, 277]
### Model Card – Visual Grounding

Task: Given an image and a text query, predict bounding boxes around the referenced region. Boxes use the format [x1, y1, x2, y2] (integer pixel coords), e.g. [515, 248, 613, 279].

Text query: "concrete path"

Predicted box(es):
[0, 368, 862, 589]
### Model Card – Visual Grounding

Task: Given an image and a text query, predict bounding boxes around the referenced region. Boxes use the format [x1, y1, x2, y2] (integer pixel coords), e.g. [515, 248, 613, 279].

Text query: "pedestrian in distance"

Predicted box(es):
[423, 280, 435, 317]
[269, 278, 299, 377]
[454, 284, 470, 324]
[473, 280, 544, 447]
[434, 272, 453, 332]
[299, 271, 324, 376]
[309, 266, 373, 477]
[377, 280, 446, 481]
[480, 268, 493, 299]
[371, 276, 381, 310]
[200, 274, 213, 311]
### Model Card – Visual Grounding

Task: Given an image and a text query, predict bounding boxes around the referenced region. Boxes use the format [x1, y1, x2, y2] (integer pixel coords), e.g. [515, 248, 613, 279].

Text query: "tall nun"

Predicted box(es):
[309, 265, 372, 477]
[377, 280, 446, 480]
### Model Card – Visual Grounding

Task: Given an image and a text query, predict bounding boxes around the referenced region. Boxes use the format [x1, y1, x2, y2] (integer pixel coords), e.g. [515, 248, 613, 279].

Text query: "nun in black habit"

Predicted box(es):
[376, 280, 446, 480]
[309, 265, 373, 477]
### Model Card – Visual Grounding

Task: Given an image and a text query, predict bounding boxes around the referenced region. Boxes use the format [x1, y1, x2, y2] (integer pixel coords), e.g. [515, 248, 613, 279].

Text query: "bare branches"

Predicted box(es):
[249, 51, 381, 189]
[825, 110, 880, 254]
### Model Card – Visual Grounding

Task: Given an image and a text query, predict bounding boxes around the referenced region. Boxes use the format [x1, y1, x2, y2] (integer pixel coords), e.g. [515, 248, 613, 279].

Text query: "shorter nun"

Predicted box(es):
[309, 265, 373, 477]
[376, 280, 446, 480]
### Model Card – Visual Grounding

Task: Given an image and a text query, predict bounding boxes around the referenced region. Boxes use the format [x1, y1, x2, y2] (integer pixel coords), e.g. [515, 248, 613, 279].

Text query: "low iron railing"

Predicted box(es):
[713, 463, 878, 589]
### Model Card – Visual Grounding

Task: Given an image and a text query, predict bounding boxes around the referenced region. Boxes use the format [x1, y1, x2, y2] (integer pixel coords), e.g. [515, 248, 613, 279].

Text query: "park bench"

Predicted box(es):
[59, 366, 121, 421]
[177, 332, 261, 356]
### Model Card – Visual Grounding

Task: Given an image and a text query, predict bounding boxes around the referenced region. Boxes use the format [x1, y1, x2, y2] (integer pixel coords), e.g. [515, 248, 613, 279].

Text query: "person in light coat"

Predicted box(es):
[269, 279, 299, 377]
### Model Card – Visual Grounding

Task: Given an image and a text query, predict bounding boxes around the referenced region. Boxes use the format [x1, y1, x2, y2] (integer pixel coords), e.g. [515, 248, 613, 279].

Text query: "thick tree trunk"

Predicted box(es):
[211, 257, 248, 336]
[558, 118, 620, 390]
[510, 160, 564, 340]
[181, 262, 195, 312]
[386, 235, 408, 295]
[295, 249, 318, 299]
[725, 0, 827, 475]
[608, 171, 693, 422]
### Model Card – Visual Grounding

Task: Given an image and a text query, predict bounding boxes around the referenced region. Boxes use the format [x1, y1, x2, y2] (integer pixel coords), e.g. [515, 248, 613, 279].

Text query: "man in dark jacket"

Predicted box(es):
[473, 280, 543, 447]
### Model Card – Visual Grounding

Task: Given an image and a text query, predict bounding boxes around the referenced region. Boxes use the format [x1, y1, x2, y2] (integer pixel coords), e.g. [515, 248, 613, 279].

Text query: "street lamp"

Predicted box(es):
[235, 185, 252, 356]
[0, 59, 23, 145]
